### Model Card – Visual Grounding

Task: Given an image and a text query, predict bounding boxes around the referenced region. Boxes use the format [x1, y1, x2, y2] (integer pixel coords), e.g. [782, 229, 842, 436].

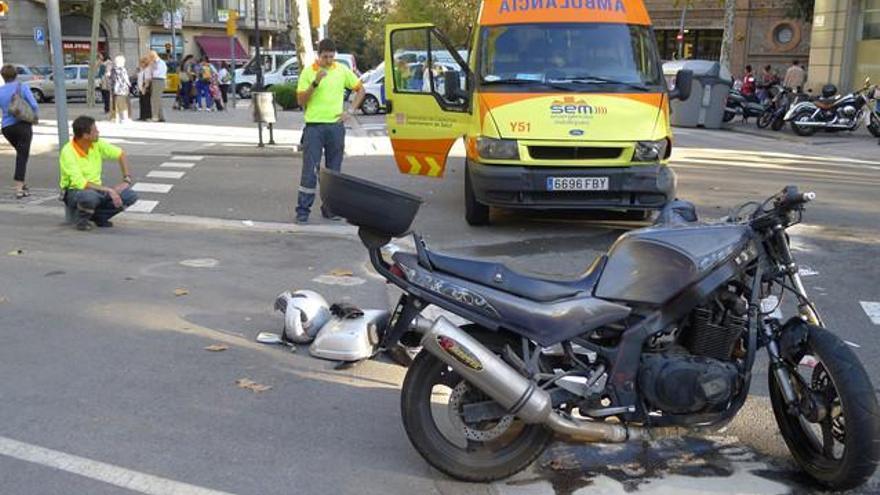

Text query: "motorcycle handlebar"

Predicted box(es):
[776, 186, 815, 209]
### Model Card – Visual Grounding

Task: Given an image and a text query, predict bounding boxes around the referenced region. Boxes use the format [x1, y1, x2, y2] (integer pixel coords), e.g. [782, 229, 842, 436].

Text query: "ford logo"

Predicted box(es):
[569, 129, 585, 136]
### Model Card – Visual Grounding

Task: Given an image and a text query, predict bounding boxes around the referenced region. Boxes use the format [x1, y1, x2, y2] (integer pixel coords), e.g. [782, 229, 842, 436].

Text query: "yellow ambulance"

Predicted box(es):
[384, 0, 693, 225]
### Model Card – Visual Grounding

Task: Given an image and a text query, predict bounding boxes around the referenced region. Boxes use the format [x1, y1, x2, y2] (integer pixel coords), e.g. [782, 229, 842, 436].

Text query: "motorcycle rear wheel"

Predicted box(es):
[769, 326, 880, 490]
[401, 338, 552, 481]
[757, 110, 774, 129]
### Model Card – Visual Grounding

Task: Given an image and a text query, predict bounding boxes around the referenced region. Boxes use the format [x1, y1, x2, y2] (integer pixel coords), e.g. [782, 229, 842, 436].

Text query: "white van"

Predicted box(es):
[234, 50, 297, 98]
[234, 52, 360, 98]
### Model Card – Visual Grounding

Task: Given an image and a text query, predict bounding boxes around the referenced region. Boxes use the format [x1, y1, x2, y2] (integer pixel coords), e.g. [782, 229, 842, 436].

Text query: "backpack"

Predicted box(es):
[201, 65, 212, 82]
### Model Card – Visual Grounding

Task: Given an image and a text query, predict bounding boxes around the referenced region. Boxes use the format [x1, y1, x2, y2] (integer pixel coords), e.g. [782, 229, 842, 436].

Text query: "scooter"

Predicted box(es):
[320, 169, 880, 489]
[724, 88, 767, 123]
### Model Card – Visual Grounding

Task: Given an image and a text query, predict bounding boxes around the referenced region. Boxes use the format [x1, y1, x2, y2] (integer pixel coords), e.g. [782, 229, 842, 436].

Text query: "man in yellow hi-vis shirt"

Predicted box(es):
[294, 39, 365, 224]
[60, 116, 138, 231]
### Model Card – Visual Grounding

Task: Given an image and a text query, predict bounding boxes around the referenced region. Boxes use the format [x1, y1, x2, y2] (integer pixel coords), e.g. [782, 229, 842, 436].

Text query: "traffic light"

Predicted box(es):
[226, 10, 238, 37]
[0, 1, 9, 17]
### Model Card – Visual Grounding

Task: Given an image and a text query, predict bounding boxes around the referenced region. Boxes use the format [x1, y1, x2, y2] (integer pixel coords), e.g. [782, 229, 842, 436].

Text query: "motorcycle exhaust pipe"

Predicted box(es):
[793, 121, 852, 128]
[420, 317, 641, 442]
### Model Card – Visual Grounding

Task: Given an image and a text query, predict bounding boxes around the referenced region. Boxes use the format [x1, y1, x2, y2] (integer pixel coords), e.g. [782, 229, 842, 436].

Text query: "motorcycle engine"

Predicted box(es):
[638, 353, 739, 414]
[841, 105, 857, 118]
[638, 289, 746, 415]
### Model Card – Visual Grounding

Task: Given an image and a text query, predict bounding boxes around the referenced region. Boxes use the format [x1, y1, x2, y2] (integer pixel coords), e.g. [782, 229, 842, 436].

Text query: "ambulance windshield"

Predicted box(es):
[479, 23, 663, 91]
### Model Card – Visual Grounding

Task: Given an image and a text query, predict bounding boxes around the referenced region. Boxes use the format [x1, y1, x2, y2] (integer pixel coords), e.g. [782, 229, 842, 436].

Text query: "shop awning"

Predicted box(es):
[194, 36, 248, 62]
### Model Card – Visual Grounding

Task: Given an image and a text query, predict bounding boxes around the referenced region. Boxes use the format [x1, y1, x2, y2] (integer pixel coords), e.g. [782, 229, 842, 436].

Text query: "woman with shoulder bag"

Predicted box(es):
[0, 64, 40, 199]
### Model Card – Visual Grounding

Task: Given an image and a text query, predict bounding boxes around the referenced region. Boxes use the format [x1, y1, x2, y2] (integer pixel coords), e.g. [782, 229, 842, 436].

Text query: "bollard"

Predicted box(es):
[252, 91, 277, 148]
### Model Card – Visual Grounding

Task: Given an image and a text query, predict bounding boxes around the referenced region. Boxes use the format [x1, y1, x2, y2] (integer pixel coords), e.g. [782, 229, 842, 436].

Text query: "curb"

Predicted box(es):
[173, 146, 301, 158]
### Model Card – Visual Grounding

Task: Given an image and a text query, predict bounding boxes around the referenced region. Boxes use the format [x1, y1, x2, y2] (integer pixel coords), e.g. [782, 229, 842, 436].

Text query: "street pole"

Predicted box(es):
[87, 0, 102, 108]
[171, 7, 177, 65]
[677, 3, 687, 60]
[47, 0, 69, 145]
[255, 0, 264, 147]
[231, 36, 237, 109]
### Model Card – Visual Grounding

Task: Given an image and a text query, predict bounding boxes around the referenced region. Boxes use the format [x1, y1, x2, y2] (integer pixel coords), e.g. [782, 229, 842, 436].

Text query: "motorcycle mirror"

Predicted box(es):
[865, 76, 871, 87]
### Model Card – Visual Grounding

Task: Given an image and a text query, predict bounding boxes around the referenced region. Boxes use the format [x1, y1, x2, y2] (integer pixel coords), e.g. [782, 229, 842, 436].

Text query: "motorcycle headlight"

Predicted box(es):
[477, 137, 519, 160]
[633, 139, 670, 162]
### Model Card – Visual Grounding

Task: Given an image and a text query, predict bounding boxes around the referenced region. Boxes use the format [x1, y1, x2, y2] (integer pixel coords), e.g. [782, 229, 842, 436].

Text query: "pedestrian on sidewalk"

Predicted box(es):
[0, 64, 39, 199]
[294, 38, 366, 224]
[137, 56, 153, 121]
[783, 60, 806, 93]
[60, 116, 138, 231]
[177, 54, 195, 111]
[109, 56, 131, 123]
[218, 61, 232, 109]
[210, 70, 224, 111]
[98, 53, 113, 114]
[195, 57, 217, 112]
[741, 65, 756, 99]
[149, 51, 167, 122]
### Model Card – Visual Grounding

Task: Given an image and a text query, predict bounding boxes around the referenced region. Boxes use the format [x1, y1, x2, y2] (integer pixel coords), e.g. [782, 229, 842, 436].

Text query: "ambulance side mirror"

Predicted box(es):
[670, 70, 693, 101]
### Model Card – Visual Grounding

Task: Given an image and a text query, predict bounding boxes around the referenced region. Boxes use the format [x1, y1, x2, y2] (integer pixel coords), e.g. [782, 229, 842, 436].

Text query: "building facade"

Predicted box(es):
[807, 0, 880, 92]
[0, 0, 292, 72]
[645, 0, 811, 79]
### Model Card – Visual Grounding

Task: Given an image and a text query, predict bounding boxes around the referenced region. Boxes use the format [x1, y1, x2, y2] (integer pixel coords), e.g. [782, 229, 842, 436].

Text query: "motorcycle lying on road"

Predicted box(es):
[320, 171, 880, 489]
[724, 88, 767, 124]
[784, 79, 880, 137]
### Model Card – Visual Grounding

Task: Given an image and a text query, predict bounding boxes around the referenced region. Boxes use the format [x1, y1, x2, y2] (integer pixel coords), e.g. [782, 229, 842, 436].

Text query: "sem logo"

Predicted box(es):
[551, 97, 608, 115]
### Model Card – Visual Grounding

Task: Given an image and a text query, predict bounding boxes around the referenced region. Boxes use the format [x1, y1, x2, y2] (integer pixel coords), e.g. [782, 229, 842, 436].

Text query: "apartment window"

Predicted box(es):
[864, 0, 880, 39]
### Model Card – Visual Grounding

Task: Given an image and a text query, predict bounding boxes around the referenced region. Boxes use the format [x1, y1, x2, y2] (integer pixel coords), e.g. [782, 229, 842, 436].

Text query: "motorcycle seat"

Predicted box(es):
[419, 249, 606, 303]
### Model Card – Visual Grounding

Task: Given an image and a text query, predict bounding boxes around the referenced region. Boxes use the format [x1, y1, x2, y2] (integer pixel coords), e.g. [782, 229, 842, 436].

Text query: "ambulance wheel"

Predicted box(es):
[465, 166, 490, 226]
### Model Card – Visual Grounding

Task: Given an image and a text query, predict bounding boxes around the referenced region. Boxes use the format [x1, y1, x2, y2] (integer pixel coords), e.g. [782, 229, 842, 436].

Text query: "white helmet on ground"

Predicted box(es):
[274, 290, 331, 344]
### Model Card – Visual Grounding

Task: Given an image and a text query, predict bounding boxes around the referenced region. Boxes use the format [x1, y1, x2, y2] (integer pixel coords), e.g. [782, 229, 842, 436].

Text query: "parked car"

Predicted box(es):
[235, 54, 359, 98]
[359, 66, 387, 115]
[0, 64, 49, 90]
[31, 64, 100, 102]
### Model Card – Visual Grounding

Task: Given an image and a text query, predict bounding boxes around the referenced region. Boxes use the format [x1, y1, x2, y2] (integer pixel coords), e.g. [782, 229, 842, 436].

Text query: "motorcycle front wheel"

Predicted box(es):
[769, 326, 880, 490]
[868, 114, 880, 137]
[791, 110, 818, 136]
[401, 339, 552, 481]
[771, 115, 786, 131]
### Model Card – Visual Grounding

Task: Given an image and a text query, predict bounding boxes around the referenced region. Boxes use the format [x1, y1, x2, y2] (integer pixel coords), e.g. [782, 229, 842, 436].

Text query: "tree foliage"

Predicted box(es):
[327, 0, 479, 70]
[785, 0, 814, 22]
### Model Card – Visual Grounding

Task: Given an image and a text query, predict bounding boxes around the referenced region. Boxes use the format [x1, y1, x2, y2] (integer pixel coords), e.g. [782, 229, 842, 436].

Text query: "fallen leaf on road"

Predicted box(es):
[236, 378, 272, 393]
[174, 288, 190, 296]
[204, 344, 229, 352]
[7, 249, 24, 256]
[330, 268, 354, 277]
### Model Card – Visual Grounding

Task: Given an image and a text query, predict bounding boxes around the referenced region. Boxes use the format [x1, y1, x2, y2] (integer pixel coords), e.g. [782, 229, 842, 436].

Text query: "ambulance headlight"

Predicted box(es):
[633, 139, 670, 162]
[477, 137, 519, 160]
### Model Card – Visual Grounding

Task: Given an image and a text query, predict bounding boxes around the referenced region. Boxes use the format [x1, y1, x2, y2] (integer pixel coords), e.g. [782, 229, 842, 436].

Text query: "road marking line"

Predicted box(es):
[147, 170, 186, 179]
[132, 183, 174, 193]
[172, 155, 204, 160]
[0, 435, 235, 495]
[160, 162, 195, 169]
[860, 302, 880, 325]
[125, 200, 159, 213]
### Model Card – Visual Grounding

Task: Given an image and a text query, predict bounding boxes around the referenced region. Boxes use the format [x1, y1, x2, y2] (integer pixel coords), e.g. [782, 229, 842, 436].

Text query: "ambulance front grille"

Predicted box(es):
[528, 146, 624, 161]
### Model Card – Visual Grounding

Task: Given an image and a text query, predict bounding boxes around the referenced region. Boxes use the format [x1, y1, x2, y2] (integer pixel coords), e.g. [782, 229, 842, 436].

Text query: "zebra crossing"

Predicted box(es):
[126, 155, 203, 213]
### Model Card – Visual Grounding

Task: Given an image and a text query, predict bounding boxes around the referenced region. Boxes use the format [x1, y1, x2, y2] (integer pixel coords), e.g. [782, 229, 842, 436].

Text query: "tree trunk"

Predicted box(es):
[87, 0, 102, 107]
[719, 0, 736, 73]
[116, 13, 124, 56]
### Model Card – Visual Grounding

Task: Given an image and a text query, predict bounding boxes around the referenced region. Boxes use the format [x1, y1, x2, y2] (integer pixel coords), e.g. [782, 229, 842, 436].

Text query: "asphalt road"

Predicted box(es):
[1, 108, 880, 494]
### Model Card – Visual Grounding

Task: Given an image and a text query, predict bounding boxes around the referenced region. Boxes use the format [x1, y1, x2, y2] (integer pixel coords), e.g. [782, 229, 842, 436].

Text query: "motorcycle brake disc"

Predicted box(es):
[447, 382, 514, 442]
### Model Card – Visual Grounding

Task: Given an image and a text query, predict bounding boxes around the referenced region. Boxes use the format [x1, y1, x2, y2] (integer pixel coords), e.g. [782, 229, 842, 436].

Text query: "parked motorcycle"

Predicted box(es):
[758, 86, 808, 131]
[724, 88, 767, 123]
[321, 170, 880, 489]
[785, 78, 880, 137]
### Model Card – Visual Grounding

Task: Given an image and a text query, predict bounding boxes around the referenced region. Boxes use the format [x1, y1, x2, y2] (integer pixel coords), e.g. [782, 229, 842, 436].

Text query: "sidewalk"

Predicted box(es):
[1, 99, 308, 158]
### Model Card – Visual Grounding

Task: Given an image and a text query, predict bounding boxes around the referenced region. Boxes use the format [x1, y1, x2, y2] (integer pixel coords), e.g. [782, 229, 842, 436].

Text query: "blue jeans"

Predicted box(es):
[196, 80, 212, 108]
[296, 122, 345, 219]
[181, 81, 194, 108]
[65, 188, 139, 225]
